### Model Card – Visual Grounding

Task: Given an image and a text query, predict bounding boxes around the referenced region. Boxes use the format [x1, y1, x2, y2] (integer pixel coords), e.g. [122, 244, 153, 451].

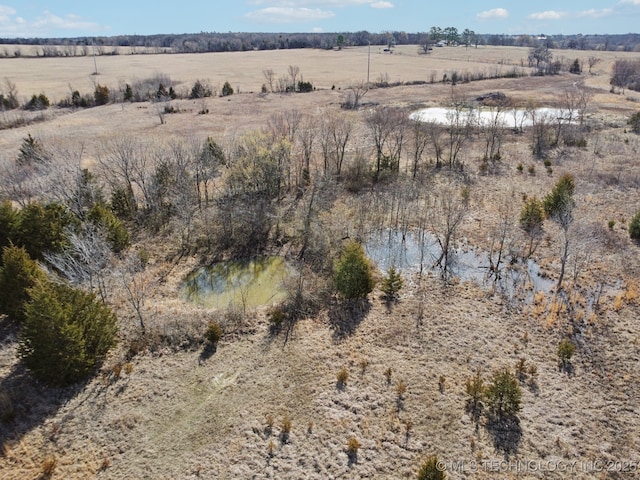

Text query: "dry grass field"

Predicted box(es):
[1, 44, 640, 479]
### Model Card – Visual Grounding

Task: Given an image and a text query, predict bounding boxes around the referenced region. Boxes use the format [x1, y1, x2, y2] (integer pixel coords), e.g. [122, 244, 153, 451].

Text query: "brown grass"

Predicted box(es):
[1, 44, 640, 479]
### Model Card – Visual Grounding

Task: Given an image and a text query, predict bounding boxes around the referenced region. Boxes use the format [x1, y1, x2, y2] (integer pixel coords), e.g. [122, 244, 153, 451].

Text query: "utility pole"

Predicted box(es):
[367, 41, 371, 86]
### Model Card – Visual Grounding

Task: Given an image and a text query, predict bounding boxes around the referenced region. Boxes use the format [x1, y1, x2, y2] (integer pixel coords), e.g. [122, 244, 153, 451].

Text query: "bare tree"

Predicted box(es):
[554, 201, 574, 292]
[480, 100, 508, 162]
[344, 82, 369, 110]
[365, 106, 406, 179]
[431, 186, 469, 280]
[329, 113, 353, 177]
[442, 101, 474, 169]
[119, 251, 155, 334]
[409, 118, 431, 178]
[288, 65, 300, 92]
[587, 56, 601, 75]
[262, 68, 275, 92]
[297, 114, 317, 187]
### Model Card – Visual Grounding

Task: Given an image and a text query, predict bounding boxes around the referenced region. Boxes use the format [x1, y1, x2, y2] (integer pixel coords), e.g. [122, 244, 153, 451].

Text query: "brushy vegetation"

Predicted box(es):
[630, 209, 640, 241]
[484, 368, 522, 419]
[18, 281, 117, 386]
[417, 455, 446, 480]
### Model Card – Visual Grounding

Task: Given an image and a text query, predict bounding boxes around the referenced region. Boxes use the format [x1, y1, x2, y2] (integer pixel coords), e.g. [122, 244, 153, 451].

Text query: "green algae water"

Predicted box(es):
[182, 257, 293, 309]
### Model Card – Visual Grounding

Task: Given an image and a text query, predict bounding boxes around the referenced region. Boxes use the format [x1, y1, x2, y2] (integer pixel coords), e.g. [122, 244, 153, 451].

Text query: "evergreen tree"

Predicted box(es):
[484, 368, 522, 418]
[380, 266, 403, 300]
[0, 245, 46, 323]
[543, 173, 575, 218]
[87, 203, 130, 253]
[333, 240, 375, 300]
[18, 281, 117, 386]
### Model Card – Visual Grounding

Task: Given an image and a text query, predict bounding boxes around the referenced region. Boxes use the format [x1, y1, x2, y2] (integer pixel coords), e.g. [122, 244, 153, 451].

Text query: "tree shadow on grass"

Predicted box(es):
[328, 298, 370, 340]
[0, 361, 85, 450]
[486, 414, 523, 457]
[198, 342, 217, 364]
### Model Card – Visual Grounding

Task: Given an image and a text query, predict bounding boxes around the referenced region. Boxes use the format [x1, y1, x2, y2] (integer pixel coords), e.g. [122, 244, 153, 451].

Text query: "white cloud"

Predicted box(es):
[477, 8, 509, 20]
[0, 5, 17, 16]
[527, 10, 567, 20]
[619, 0, 640, 5]
[0, 6, 107, 37]
[371, 1, 394, 8]
[578, 8, 613, 18]
[249, 1, 373, 5]
[248, 1, 388, 7]
[244, 7, 336, 23]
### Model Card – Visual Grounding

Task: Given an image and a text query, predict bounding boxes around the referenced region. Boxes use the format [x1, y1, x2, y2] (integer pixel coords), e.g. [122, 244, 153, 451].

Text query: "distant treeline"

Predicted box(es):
[1, 31, 639, 56]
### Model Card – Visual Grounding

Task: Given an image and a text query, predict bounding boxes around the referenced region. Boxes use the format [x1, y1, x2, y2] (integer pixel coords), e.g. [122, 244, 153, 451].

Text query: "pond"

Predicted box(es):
[365, 229, 555, 297]
[409, 107, 576, 128]
[182, 256, 294, 310]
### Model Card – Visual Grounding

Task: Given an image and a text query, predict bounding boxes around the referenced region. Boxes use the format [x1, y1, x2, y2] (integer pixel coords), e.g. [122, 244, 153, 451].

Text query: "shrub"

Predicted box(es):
[0, 200, 18, 252]
[557, 338, 575, 367]
[465, 367, 484, 418]
[569, 58, 582, 74]
[417, 455, 446, 480]
[123, 84, 134, 102]
[204, 321, 223, 345]
[380, 266, 404, 300]
[346, 436, 360, 459]
[24, 93, 50, 111]
[297, 80, 313, 93]
[629, 209, 640, 241]
[519, 197, 545, 234]
[0, 245, 46, 323]
[94, 84, 110, 105]
[336, 367, 349, 387]
[190, 80, 212, 99]
[280, 415, 292, 442]
[484, 368, 522, 418]
[16, 133, 49, 167]
[18, 281, 117, 386]
[333, 240, 375, 300]
[87, 203, 130, 253]
[14, 202, 76, 261]
[543, 173, 575, 218]
[221, 81, 234, 97]
[629, 111, 640, 134]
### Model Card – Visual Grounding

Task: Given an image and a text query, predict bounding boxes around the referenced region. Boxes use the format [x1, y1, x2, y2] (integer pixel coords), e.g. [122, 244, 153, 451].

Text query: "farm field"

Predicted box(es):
[1, 44, 640, 479]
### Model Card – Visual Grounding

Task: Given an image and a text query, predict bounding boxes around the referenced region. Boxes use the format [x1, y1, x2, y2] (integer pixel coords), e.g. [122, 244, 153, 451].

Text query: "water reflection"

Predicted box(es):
[365, 229, 554, 298]
[182, 257, 293, 309]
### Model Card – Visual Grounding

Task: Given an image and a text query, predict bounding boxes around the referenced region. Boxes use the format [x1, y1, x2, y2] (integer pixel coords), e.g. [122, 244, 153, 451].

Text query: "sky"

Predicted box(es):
[1, 1, 640, 38]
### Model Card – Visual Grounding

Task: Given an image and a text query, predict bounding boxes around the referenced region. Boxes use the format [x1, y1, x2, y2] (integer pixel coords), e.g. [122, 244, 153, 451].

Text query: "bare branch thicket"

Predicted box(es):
[481, 100, 508, 163]
[296, 113, 317, 188]
[442, 101, 474, 169]
[195, 137, 224, 208]
[529, 110, 554, 159]
[408, 118, 431, 178]
[96, 136, 144, 214]
[45, 225, 112, 302]
[266, 109, 302, 146]
[329, 112, 354, 177]
[365, 106, 407, 179]
[119, 251, 155, 335]
[431, 185, 470, 281]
